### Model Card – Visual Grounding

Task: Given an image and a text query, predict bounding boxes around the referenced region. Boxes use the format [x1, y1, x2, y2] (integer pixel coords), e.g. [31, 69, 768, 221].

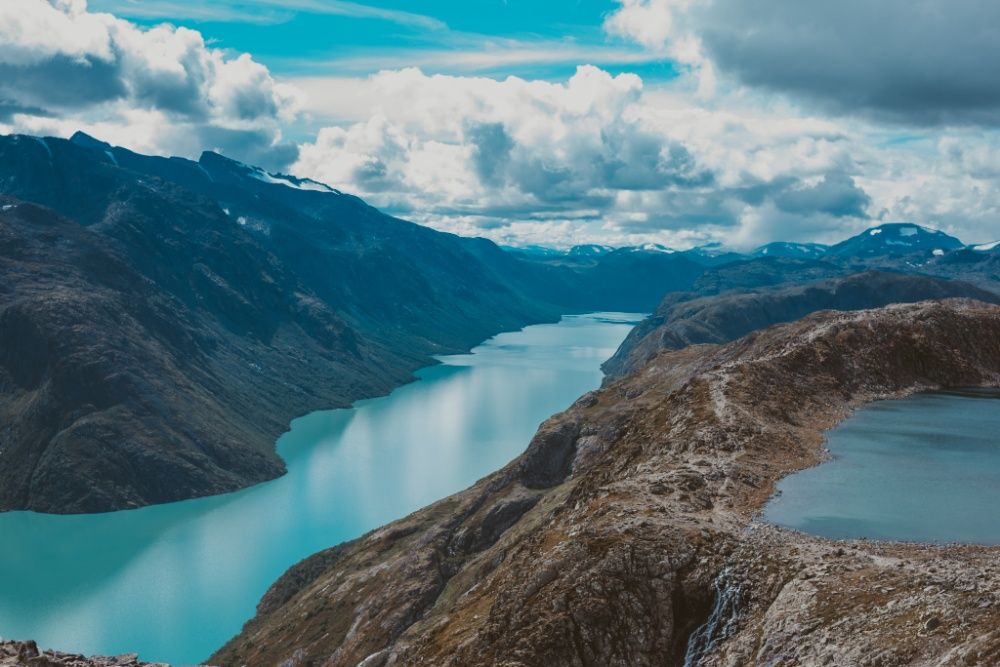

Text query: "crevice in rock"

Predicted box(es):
[680, 567, 745, 667]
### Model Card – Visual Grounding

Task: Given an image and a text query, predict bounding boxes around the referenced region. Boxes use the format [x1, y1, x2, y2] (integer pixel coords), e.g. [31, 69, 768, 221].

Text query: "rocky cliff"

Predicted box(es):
[212, 299, 1000, 666]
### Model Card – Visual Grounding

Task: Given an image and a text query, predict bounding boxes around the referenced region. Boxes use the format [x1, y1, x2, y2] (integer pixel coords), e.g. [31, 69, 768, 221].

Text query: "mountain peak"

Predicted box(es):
[827, 222, 964, 258]
[69, 131, 112, 151]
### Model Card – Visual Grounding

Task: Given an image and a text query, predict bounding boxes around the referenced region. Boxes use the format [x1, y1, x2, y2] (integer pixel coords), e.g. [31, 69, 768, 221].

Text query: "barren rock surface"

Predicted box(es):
[212, 299, 1000, 666]
[0, 640, 180, 667]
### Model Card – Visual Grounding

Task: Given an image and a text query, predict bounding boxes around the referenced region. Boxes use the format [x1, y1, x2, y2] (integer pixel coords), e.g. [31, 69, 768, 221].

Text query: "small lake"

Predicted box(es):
[0, 313, 640, 665]
[764, 388, 1000, 544]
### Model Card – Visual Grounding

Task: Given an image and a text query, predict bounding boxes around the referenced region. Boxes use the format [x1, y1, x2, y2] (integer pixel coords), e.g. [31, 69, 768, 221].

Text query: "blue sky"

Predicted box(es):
[3, 1, 1000, 249]
[91, 0, 679, 81]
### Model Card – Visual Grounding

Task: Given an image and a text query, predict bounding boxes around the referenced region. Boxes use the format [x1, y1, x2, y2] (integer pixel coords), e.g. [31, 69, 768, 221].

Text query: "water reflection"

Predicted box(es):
[0, 313, 639, 665]
[764, 389, 1000, 544]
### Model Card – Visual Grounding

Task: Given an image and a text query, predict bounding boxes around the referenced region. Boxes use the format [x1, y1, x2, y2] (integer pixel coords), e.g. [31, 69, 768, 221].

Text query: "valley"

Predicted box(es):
[4, 1, 1000, 665]
[4, 133, 1000, 666]
[0, 313, 638, 665]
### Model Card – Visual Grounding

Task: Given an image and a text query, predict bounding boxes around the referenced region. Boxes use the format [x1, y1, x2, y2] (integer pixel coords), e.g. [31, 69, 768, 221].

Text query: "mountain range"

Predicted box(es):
[511, 221, 998, 264]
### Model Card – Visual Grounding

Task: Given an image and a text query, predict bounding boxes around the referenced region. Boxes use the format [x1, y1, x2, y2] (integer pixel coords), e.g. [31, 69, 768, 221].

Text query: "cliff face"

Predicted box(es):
[212, 300, 1000, 667]
[602, 271, 1000, 379]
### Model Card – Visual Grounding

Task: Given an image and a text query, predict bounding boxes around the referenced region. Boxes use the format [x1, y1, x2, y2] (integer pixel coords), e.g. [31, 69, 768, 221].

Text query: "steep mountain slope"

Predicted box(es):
[0, 133, 704, 513]
[0, 195, 386, 513]
[603, 271, 1000, 378]
[212, 300, 1000, 667]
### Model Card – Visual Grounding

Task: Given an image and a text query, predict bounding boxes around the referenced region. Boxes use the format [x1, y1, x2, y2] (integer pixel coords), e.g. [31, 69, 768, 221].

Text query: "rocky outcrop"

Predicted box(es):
[0, 640, 184, 667]
[212, 300, 1000, 666]
[603, 270, 1000, 378]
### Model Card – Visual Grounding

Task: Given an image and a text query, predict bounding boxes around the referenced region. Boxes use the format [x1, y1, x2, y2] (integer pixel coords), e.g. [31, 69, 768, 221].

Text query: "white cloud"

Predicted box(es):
[91, 0, 447, 30]
[603, 0, 692, 52]
[603, 0, 715, 97]
[0, 0, 300, 168]
[291, 67, 888, 249]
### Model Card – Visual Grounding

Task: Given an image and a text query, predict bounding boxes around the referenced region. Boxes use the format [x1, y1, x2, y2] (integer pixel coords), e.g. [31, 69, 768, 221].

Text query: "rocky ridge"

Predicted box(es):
[212, 299, 1000, 666]
[603, 270, 1000, 378]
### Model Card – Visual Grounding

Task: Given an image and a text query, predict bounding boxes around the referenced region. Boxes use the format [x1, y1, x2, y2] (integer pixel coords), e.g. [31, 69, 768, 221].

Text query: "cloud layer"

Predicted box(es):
[605, 0, 1000, 126]
[291, 66, 882, 248]
[0, 0, 298, 167]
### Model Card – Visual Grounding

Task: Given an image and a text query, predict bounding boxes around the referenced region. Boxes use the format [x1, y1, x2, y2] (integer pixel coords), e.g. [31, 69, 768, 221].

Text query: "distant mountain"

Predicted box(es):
[504, 244, 566, 258]
[752, 241, 828, 259]
[567, 244, 615, 257]
[627, 242, 675, 254]
[677, 242, 747, 266]
[690, 256, 844, 295]
[572, 248, 704, 311]
[505, 243, 707, 311]
[970, 240, 1000, 252]
[826, 223, 964, 258]
[603, 271, 1000, 378]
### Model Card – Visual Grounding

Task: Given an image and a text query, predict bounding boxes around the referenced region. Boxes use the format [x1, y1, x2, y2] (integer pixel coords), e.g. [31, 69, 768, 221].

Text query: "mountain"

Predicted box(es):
[212, 300, 1000, 667]
[503, 244, 566, 258]
[602, 271, 1000, 378]
[567, 244, 615, 257]
[689, 256, 845, 294]
[826, 222, 964, 258]
[751, 241, 828, 259]
[505, 243, 707, 311]
[677, 242, 747, 266]
[0, 133, 706, 513]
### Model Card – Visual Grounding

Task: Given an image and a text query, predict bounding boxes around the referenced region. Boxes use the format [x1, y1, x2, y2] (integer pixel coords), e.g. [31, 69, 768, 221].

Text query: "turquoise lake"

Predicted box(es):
[0, 313, 640, 665]
[764, 388, 1000, 544]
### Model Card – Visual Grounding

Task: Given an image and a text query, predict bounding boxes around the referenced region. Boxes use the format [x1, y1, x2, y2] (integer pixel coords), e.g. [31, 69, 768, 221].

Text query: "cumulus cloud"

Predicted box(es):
[605, 0, 1000, 126]
[292, 66, 878, 248]
[0, 0, 299, 168]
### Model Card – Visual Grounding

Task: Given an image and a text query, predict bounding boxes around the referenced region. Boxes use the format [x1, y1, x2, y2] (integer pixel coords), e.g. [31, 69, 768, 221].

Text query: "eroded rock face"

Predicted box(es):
[211, 300, 1000, 667]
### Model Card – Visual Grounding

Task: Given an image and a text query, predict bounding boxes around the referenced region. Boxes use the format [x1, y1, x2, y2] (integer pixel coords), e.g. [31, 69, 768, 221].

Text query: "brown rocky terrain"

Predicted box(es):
[0, 640, 176, 667]
[211, 299, 1000, 666]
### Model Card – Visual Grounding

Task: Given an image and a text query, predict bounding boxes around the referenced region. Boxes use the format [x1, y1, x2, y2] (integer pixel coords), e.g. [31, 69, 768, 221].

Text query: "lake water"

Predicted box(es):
[764, 388, 1000, 544]
[0, 313, 640, 665]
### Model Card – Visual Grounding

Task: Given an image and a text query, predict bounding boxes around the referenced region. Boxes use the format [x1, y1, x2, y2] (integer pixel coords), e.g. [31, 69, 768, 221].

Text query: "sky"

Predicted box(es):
[1, 0, 999, 249]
